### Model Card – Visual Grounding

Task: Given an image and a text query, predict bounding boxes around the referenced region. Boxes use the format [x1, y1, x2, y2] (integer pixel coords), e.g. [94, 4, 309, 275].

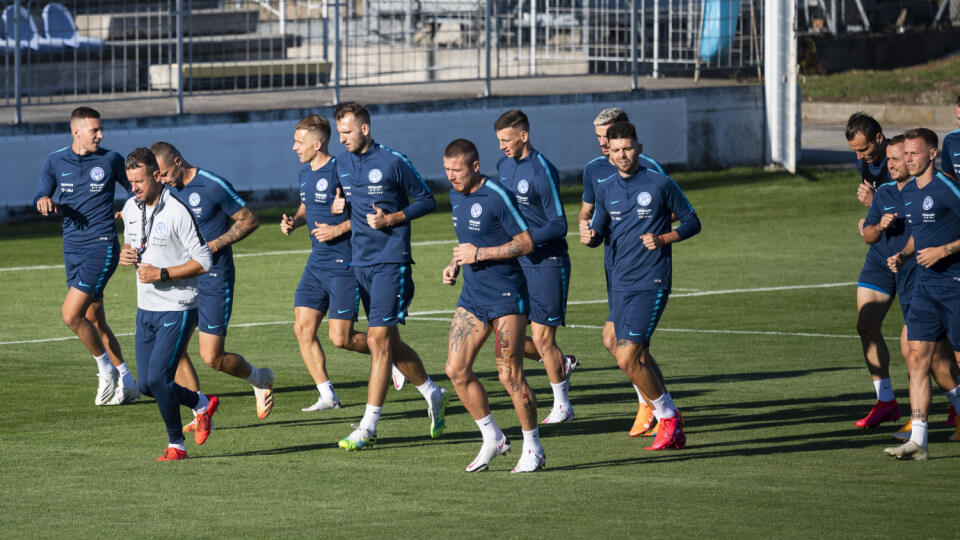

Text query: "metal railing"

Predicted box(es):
[1, 0, 762, 122]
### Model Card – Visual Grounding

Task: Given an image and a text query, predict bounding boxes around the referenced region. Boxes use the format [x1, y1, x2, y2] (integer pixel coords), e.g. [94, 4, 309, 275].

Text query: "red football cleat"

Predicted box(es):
[645, 415, 686, 450]
[195, 395, 219, 445]
[157, 447, 188, 461]
[947, 405, 957, 427]
[855, 400, 901, 428]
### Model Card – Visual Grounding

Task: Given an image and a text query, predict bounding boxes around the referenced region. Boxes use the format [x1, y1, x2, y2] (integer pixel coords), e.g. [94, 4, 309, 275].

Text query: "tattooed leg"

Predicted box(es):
[494, 314, 537, 430]
[445, 308, 493, 419]
[906, 340, 936, 422]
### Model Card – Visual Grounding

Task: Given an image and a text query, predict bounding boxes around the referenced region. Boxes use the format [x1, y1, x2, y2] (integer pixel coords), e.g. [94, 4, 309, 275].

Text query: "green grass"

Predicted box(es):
[1, 168, 957, 538]
[800, 54, 960, 105]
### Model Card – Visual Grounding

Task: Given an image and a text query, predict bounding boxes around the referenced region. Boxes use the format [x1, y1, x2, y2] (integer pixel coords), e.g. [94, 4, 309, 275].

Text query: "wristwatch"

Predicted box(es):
[160, 268, 170, 282]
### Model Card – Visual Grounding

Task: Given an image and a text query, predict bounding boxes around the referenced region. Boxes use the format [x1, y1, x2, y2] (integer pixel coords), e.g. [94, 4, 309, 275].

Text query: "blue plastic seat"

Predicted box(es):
[2, 5, 66, 52]
[42, 3, 104, 50]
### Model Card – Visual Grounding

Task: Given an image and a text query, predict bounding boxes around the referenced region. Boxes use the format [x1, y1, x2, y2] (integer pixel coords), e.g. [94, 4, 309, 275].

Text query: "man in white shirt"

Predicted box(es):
[119, 148, 217, 461]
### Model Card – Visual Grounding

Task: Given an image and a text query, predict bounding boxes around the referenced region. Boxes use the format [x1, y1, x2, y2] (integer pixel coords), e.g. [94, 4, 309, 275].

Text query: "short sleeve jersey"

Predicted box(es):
[941, 129, 960, 180]
[901, 171, 960, 285]
[855, 140, 891, 189]
[451, 178, 529, 305]
[864, 181, 913, 260]
[589, 168, 701, 292]
[496, 148, 567, 267]
[170, 169, 246, 276]
[336, 143, 436, 266]
[35, 146, 129, 246]
[299, 159, 352, 273]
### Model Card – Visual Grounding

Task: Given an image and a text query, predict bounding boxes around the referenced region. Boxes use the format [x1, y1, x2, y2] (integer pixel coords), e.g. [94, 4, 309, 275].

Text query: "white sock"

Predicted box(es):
[521, 427, 541, 450]
[245, 365, 262, 387]
[475, 414, 503, 445]
[169, 440, 186, 451]
[116, 362, 135, 386]
[193, 392, 210, 414]
[551, 381, 570, 409]
[909, 419, 928, 447]
[317, 381, 337, 402]
[651, 392, 677, 420]
[633, 384, 644, 403]
[359, 404, 382, 434]
[94, 353, 113, 374]
[874, 378, 895, 402]
[945, 386, 960, 412]
[416, 378, 441, 403]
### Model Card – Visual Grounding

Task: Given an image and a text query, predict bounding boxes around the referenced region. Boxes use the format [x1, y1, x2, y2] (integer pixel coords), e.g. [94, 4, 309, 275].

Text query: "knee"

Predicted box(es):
[532, 333, 554, 354]
[61, 308, 84, 330]
[367, 333, 390, 355]
[138, 379, 153, 397]
[293, 320, 313, 343]
[329, 329, 348, 350]
[497, 363, 521, 390]
[445, 361, 470, 387]
[202, 353, 224, 371]
[145, 371, 167, 394]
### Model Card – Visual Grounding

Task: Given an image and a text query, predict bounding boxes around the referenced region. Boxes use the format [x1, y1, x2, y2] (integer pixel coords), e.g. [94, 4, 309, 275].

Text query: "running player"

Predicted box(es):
[494, 109, 575, 424]
[940, 95, 960, 181]
[578, 107, 671, 437]
[441, 138, 545, 472]
[34, 106, 138, 406]
[581, 121, 701, 451]
[150, 142, 275, 424]
[846, 112, 890, 208]
[884, 128, 960, 459]
[281, 115, 370, 411]
[118, 148, 217, 461]
[331, 102, 447, 450]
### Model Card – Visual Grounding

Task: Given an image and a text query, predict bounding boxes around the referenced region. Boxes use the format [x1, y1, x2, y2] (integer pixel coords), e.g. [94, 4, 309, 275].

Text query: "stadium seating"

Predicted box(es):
[1, 5, 65, 52]
[42, 3, 104, 50]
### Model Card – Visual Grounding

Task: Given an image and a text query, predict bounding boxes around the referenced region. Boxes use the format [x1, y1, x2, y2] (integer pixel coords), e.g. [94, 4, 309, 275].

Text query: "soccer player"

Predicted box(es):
[494, 109, 576, 424]
[331, 102, 447, 450]
[940, 95, 960, 181]
[34, 106, 139, 406]
[441, 138, 545, 473]
[846, 112, 904, 428]
[581, 122, 701, 451]
[578, 107, 671, 437]
[281, 115, 370, 411]
[150, 142, 275, 423]
[118, 148, 217, 461]
[884, 128, 960, 460]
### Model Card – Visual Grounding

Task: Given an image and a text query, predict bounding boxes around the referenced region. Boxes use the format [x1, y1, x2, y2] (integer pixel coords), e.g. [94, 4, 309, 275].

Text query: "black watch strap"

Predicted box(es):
[160, 268, 170, 282]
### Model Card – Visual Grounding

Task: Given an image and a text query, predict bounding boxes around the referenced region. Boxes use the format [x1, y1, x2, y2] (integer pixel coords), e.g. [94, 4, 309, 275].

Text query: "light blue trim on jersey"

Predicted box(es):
[168, 311, 190, 369]
[880, 181, 897, 188]
[93, 242, 114, 295]
[198, 169, 246, 207]
[47, 146, 70, 157]
[395, 264, 408, 322]
[643, 290, 666, 343]
[857, 282, 892, 295]
[560, 263, 569, 319]
[639, 153, 666, 175]
[586, 155, 607, 166]
[536, 154, 564, 217]
[483, 179, 528, 231]
[353, 282, 361, 316]
[936, 171, 960, 200]
[664, 174, 696, 214]
[949, 128, 960, 135]
[382, 144, 432, 194]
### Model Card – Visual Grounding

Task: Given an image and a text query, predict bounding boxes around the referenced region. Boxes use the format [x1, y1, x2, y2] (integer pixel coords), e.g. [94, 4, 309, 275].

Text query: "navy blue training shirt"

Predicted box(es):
[942, 129, 960, 180]
[170, 169, 245, 276]
[864, 181, 913, 260]
[901, 171, 960, 285]
[855, 139, 891, 189]
[299, 159, 352, 273]
[581, 153, 665, 206]
[496, 148, 567, 266]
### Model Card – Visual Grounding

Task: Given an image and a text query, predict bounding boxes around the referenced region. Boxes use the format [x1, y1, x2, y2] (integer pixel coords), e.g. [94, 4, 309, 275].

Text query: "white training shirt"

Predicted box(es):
[122, 187, 212, 312]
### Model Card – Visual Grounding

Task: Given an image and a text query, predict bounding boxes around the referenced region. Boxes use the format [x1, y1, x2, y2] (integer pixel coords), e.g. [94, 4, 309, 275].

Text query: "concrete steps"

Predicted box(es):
[149, 58, 329, 90]
[74, 9, 260, 41]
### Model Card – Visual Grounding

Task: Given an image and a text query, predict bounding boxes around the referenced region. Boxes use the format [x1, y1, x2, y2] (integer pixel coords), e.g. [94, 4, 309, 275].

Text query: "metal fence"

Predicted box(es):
[1, 0, 762, 119]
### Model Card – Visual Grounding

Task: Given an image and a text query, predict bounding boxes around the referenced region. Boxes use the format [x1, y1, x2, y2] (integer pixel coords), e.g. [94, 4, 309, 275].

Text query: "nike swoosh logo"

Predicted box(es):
[954, 152, 960, 156]
[206, 324, 220, 329]
[904, 201, 913, 206]
[597, 176, 613, 183]
[78, 280, 90, 287]
[382, 316, 395, 321]
[547, 316, 560, 322]
[883, 206, 896, 211]
[452, 205, 459, 209]
[628, 331, 643, 336]
[61, 172, 72, 177]
[340, 173, 351, 177]
[337, 309, 350, 314]
[127, 220, 136, 224]
[610, 200, 621, 205]
[164, 322, 177, 327]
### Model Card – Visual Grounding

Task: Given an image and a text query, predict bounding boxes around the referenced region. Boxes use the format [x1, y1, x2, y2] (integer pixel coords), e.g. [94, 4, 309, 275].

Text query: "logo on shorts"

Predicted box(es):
[470, 203, 483, 218]
[188, 192, 201, 206]
[316, 178, 328, 192]
[922, 196, 934, 211]
[368, 169, 383, 183]
[155, 221, 168, 235]
[89, 167, 104, 181]
[518, 179, 530, 194]
[637, 192, 652, 206]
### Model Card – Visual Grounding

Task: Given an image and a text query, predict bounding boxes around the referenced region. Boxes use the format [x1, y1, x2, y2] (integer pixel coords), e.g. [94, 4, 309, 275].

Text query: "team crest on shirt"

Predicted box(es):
[518, 179, 530, 194]
[188, 192, 201, 206]
[89, 167, 104, 181]
[155, 221, 168, 236]
[317, 178, 329, 192]
[470, 203, 483, 218]
[637, 192, 652, 206]
[368, 169, 383, 183]
[922, 196, 934, 211]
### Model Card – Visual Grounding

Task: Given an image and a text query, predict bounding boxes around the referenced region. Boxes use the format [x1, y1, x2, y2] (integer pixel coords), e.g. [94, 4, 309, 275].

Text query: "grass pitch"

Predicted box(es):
[1, 167, 957, 538]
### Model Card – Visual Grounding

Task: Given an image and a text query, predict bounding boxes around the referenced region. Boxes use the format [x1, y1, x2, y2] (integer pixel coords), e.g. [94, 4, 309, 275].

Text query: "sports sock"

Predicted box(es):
[193, 392, 210, 414]
[416, 378, 440, 402]
[317, 381, 337, 402]
[169, 440, 186, 451]
[908, 419, 928, 447]
[874, 378, 895, 402]
[651, 392, 677, 420]
[551, 381, 570, 409]
[475, 414, 503, 445]
[633, 384, 644, 403]
[94, 352, 113, 374]
[116, 362, 135, 386]
[359, 404, 382, 434]
[245, 365, 263, 387]
[944, 386, 960, 412]
[521, 427, 541, 450]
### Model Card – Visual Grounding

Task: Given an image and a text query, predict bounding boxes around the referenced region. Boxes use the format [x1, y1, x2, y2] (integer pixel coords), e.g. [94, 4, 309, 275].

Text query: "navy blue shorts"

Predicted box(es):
[295, 264, 361, 320]
[196, 272, 234, 336]
[857, 255, 896, 297]
[355, 263, 414, 327]
[906, 282, 960, 350]
[457, 293, 527, 324]
[605, 266, 614, 323]
[521, 254, 570, 326]
[64, 237, 119, 301]
[611, 289, 670, 345]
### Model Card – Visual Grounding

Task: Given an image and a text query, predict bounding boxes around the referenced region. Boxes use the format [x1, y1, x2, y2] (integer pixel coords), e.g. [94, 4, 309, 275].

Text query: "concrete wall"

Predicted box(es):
[0, 84, 764, 220]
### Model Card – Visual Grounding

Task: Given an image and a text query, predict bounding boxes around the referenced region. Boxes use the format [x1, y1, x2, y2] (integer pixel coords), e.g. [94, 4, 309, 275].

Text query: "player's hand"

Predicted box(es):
[136, 262, 162, 283]
[641, 233, 663, 250]
[280, 213, 295, 235]
[442, 263, 459, 285]
[916, 246, 947, 268]
[330, 188, 345, 215]
[857, 180, 874, 207]
[857, 218, 866, 238]
[887, 253, 905, 273]
[366, 204, 391, 229]
[579, 223, 597, 245]
[311, 222, 338, 243]
[119, 244, 138, 266]
[453, 243, 478, 265]
[878, 213, 897, 230]
[36, 196, 58, 216]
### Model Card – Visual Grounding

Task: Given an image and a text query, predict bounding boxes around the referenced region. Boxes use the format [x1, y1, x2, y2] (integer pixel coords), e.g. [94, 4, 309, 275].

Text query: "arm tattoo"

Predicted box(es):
[211, 207, 259, 252]
[448, 310, 477, 353]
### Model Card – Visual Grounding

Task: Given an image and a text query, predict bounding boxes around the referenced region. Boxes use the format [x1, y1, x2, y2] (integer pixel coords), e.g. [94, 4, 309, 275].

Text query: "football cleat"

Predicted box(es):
[194, 395, 219, 445]
[883, 440, 929, 460]
[95, 371, 118, 406]
[156, 447, 188, 461]
[855, 400, 902, 428]
[890, 419, 912, 441]
[302, 397, 342, 411]
[564, 355, 579, 379]
[182, 417, 214, 433]
[254, 367, 274, 420]
[338, 425, 376, 451]
[105, 380, 140, 405]
[947, 405, 957, 427]
[630, 402, 655, 437]
[391, 363, 406, 391]
[645, 415, 685, 450]
[428, 388, 449, 439]
[541, 404, 574, 424]
[466, 435, 511, 472]
[511, 447, 546, 473]
[950, 421, 960, 442]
